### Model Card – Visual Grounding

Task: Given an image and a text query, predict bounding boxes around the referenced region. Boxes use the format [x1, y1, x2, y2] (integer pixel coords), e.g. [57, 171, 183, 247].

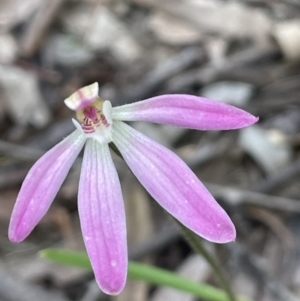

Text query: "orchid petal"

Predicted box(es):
[9, 130, 85, 242]
[112, 121, 236, 243]
[112, 94, 258, 130]
[78, 139, 127, 295]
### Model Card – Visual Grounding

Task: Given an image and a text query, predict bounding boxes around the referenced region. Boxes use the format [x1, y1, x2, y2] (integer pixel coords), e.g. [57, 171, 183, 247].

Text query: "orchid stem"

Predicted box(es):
[176, 220, 237, 301]
[109, 142, 124, 159]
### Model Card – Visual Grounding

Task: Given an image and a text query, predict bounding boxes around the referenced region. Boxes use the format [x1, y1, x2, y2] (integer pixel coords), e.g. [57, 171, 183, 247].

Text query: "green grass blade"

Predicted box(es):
[41, 249, 252, 301]
[40, 249, 91, 269]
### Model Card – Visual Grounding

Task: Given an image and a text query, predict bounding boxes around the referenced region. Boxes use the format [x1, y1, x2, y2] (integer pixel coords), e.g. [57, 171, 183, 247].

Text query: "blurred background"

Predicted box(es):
[1, 0, 300, 300]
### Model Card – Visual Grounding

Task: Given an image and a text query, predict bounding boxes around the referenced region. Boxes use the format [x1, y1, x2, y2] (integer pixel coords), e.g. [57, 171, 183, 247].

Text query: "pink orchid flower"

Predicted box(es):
[9, 83, 258, 295]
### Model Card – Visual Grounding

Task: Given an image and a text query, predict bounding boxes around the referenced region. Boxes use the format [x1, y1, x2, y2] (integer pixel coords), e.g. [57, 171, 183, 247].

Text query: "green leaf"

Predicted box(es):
[128, 262, 252, 301]
[41, 249, 91, 269]
[41, 249, 252, 301]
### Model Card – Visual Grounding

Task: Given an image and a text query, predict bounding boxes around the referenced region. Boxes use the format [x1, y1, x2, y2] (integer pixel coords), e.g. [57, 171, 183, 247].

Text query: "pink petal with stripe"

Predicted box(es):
[78, 139, 127, 295]
[9, 130, 85, 242]
[112, 121, 236, 243]
[112, 94, 258, 130]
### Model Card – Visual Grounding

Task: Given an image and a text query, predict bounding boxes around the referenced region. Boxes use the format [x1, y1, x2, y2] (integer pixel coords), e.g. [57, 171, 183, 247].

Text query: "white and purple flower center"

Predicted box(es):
[64, 83, 113, 144]
[82, 105, 110, 134]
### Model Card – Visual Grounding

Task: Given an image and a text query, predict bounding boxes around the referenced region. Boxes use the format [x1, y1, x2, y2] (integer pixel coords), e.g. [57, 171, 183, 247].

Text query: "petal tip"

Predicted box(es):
[214, 222, 236, 244]
[8, 217, 30, 243]
[8, 227, 24, 243]
[9, 236, 21, 243]
[96, 276, 126, 295]
[201, 216, 236, 244]
[237, 113, 259, 129]
[246, 115, 259, 127]
[219, 230, 236, 243]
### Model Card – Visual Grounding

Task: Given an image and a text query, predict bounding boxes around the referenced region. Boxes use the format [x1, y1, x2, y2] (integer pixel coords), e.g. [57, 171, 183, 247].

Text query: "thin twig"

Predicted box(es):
[20, 0, 67, 56]
[205, 183, 300, 213]
[115, 47, 205, 105]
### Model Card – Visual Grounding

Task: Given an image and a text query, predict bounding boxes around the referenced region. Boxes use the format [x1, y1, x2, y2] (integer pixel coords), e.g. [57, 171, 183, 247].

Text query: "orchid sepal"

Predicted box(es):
[9, 130, 86, 242]
[112, 94, 258, 130]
